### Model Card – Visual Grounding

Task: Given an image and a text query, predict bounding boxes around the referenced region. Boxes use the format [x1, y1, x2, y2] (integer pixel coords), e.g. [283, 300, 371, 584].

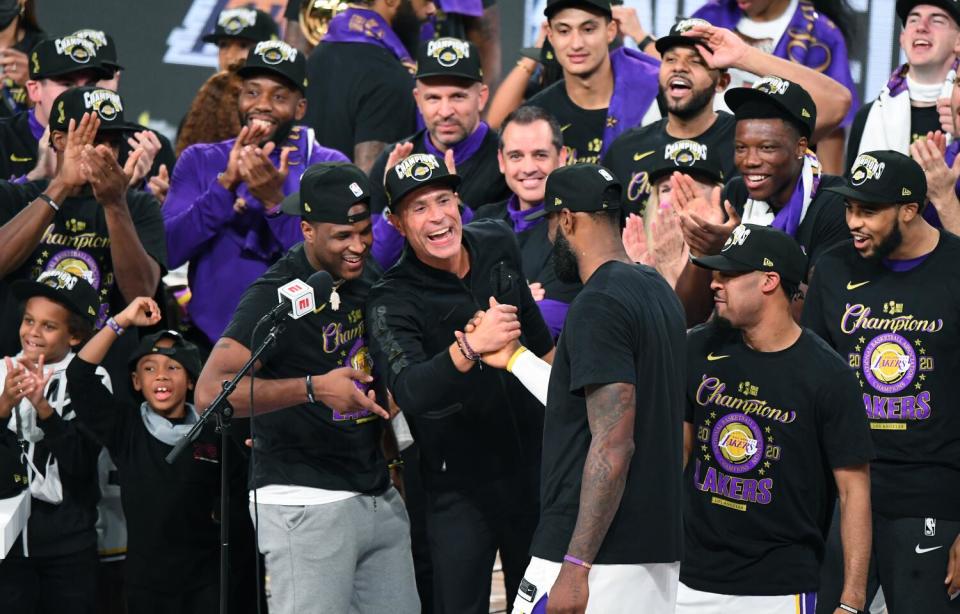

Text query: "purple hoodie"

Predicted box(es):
[163, 125, 348, 343]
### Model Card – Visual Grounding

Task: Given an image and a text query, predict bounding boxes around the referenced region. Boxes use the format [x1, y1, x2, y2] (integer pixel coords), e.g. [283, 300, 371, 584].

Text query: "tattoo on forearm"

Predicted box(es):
[567, 383, 637, 561]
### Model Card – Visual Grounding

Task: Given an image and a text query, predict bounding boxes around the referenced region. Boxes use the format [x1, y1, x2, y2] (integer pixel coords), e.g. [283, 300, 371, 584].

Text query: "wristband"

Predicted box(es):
[458, 334, 480, 362]
[838, 604, 864, 614]
[563, 554, 592, 569]
[37, 193, 59, 212]
[506, 346, 528, 373]
[638, 34, 655, 50]
[305, 374, 316, 404]
[105, 317, 125, 336]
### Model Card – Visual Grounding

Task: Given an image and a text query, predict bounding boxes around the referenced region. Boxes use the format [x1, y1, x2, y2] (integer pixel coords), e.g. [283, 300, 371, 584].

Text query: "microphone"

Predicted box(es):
[262, 271, 333, 323]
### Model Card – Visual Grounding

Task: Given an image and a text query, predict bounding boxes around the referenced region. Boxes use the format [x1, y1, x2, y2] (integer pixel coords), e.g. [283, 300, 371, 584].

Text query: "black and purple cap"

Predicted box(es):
[49, 86, 133, 134]
[416, 37, 483, 82]
[726, 75, 817, 139]
[281, 162, 372, 224]
[385, 153, 461, 208]
[526, 163, 621, 221]
[655, 17, 713, 54]
[72, 29, 123, 71]
[692, 224, 807, 285]
[544, 0, 612, 18]
[237, 40, 306, 94]
[647, 138, 724, 185]
[896, 0, 960, 25]
[824, 150, 927, 206]
[202, 7, 280, 45]
[128, 330, 202, 382]
[29, 35, 113, 81]
[12, 270, 100, 326]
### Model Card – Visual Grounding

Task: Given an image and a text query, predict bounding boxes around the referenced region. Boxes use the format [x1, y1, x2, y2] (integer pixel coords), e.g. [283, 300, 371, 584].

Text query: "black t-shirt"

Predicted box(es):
[305, 42, 417, 161]
[846, 101, 941, 169]
[723, 174, 849, 268]
[0, 111, 38, 180]
[526, 81, 607, 165]
[532, 260, 686, 564]
[802, 234, 960, 520]
[682, 323, 873, 595]
[602, 112, 737, 217]
[222, 243, 389, 494]
[367, 127, 509, 215]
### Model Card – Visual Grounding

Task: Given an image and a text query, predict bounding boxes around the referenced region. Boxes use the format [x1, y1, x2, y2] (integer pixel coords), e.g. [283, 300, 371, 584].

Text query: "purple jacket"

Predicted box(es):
[163, 125, 348, 343]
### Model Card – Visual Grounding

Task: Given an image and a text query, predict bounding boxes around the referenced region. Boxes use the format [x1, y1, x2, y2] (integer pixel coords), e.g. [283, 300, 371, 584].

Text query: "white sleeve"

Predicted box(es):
[509, 349, 551, 406]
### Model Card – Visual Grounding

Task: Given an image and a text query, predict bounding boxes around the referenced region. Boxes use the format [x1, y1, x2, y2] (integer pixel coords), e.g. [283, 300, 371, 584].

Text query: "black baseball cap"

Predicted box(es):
[385, 153, 461, 208]
[692, 224, 807, 285]
[417, 37, 483, 82]
[128, 330, 202, 382]
[281, 162, 372, 224]
[519, 40, 559, 68]
[72, 29, 123, 72]
[49, 86, 133, 134]
[527, 163, 621, 221]
[647, 139, 724, 185]
[544, 0, 612, 18]
[897, 0, 960, 25]
[655, 17, 713, 54]
[202, 7, 280, 44]
[29, 35, 113, 81]
[237, 40, 306, 94]
[824, 150, 927, 206]
[726, 75, 817, 139]
[12, 270, 100, 326]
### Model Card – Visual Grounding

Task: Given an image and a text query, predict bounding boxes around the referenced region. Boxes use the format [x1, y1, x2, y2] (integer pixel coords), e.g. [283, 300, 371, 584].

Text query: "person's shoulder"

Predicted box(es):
[798, 328, 848, 371]
[306, 130, 350, 162]
[125, 188, 162, 212]
[464, 217, 513, 242]
[179, 138, 232, 163]
[472, 199, 509, 221]
[605, 119, 663, 156]
[812, 238, 857, 270]
[525, 79, 567, 107]
[686, 320, 739, 354]
[713, 111, 737, 131]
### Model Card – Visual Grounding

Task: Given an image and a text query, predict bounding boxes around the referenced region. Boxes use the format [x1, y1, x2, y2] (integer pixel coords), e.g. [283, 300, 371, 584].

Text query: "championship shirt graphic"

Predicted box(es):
[164, 0, 285, 68]
[691, 376, 790, 511]
[841, 300, 939, 429]
[326, 307, 376, 423]
[34, 225, 112, 326]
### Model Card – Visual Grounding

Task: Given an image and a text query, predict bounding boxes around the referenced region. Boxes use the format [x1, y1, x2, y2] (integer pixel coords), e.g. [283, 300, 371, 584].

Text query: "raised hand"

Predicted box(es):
[56, 113, 100, 193]
[528, 282, 546, 302]
[0, 357, 28, 417]
[26, 126, 57, 181]
[938, 96, 956, 136]
[113, 296, 162, 329]
[237, 143, 291, 208]
[443, 148, 456, 176]
[650, 208, 689, 288]
[462, 296, 521, 355]
[126, 130, 162, 187]
[611, 5, 645, 43]
[911, 135, 960, 210]
[0, 48, 29, 86]
[147, 163, 170, 204]
[621, 213, 652, 265]
[17, 354, 52, 414]
[384, 141, 415, 185]
[672, 172, 738, 257]
[682, 23, 749, 70]
[314, 367, 389, 420]
[218, 125, 266, 191]
[81, 143, 130, 208]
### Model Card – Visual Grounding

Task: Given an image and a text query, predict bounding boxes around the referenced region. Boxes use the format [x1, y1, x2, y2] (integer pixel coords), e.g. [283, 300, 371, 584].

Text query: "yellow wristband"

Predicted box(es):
[506, 346, 528, 373]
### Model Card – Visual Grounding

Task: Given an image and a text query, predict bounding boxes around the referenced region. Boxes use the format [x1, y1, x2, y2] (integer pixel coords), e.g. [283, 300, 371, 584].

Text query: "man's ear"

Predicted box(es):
[131, 371, 142, 392]
[900, 201, 921, 223]
[477, 83, 490, 112]
[294, 96, 307, 121]
[300, 219, 314, 244]
[717, 71, 731, 92]
[606, 17, 618, 44]
[796, 136, 809, 158]
[387, 209, 406, 237]
[497, 148, 505, 174]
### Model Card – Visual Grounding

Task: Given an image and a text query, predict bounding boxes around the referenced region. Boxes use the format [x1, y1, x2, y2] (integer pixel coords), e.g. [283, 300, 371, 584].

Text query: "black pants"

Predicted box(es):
[125, 582, 218, 614]
[425, 468, 539, 614]
[0, 545, 98, 614]
[818, 508, 960, 613]
[402, 443, 435, 614]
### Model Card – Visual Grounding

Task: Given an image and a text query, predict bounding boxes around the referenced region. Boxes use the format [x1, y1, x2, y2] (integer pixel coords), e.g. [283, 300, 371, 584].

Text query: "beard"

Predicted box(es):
[551, 231, 581, 284]
[867, 219, 903, 262]
[662, 82, 717, 120]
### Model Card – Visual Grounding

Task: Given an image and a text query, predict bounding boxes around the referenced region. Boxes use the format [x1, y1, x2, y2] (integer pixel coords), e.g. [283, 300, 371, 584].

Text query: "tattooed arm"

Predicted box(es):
[547, 382, 637, 614]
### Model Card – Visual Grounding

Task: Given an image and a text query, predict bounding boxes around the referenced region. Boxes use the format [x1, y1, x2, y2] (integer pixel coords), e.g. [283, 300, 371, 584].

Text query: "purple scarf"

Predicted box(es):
[693, 0, 860, 126]
[771, 150, 821, 237]
[323, 6, 415, 70]
[602, 48, 660, 158]
[27, 109, 44, 141]
[423, 121, 490, 167]
[507, 195, 543, 234]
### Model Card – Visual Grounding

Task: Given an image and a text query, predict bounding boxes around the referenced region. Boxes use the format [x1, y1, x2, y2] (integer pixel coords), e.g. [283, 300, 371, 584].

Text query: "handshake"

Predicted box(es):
[454, 297, 524, 370]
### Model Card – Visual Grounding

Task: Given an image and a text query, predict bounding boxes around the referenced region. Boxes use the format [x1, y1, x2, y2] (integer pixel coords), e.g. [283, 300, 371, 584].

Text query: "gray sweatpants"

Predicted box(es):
[251, 488, 420, 614]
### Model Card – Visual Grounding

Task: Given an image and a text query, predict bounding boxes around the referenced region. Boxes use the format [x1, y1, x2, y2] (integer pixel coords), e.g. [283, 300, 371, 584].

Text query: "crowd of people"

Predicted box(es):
[0, 0, 959, 613]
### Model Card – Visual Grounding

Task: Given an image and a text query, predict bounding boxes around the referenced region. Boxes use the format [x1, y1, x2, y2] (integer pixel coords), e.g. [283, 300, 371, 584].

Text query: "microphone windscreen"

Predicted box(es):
[306, 270, 334, 300]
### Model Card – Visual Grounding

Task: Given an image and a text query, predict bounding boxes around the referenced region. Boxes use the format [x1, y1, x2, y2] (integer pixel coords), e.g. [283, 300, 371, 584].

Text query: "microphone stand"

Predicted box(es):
[166, 317, 286, 614]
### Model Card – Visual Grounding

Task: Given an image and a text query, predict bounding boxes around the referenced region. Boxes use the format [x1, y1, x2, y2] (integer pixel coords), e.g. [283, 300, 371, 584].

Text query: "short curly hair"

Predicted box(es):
[176, 69, 242, 156]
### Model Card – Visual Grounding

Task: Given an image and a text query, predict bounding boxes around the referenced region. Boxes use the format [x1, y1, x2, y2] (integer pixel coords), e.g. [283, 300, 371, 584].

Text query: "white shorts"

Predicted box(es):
[675, 581, 817, 614]
[511, 556, 679, 614]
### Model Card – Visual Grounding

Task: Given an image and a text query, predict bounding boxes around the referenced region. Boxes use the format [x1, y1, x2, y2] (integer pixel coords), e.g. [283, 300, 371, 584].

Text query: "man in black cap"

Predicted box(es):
[164, 41, 348, 353]
[305, 0, 436, 171]
[804, 150, 960, 614]
[367, 36, 509, 269]
[676, 224, 873, 614]
[367, 152, 553, 614]
[0, 35, 112, 181]
[480, 162, 685, 613]
[199, 161, 418, 614]
[603, 19, 851, 221]
[0, 87, 166, 364]
[201, 7, 280, 72]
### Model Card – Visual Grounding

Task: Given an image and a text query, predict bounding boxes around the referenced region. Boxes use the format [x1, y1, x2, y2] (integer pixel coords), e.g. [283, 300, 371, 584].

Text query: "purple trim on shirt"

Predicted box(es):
[882, 253, 931, 272]
[602, 48, 660, 157]
[323, 6, 414, 67]
[537, 298, 568, 339]
[507, 195, 544, 234]
[27, 108, 44, 142]
[771, 152, 821, 237]
[423, 121, 490, 166]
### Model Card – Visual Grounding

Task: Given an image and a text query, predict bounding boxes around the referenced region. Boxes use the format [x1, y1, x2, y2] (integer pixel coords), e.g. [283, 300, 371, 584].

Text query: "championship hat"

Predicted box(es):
[72, 29, 123, 71]
[28, 35, 112, 81]
[201, 8, 280, 44]
[526, 163, 621, 221]
[647, 139, 724, 185]
[416, 37, 483, 82]
[385, 153, 461, 207]
[655, 17, 713, 54]
[824, 150, 927, 206]
[691, 224, 807, 285]
[281, 162, 372, 224]
[12, 270, 100, 326]
[128, 330, 203, 382]
[896, 0, 960, 25]
[236, 40, 306, 94]
[48, 86, 133, 134]
[544, 0, 612, 18]
[725, 75, 817, 139]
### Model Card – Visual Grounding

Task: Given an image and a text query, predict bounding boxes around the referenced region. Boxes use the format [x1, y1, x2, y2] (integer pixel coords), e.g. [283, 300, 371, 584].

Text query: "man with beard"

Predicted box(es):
[367, 152, 553, 614]
[305, 0, 436, 172]
[200, 7, 279, 72]
[474, 105, 578, 338]
[603, 19, 852, 219]
[804, 150, 960, 614]
[367, 37, 510, 268]
[679, 224, 873, 614]
[163, 41, 348, 352]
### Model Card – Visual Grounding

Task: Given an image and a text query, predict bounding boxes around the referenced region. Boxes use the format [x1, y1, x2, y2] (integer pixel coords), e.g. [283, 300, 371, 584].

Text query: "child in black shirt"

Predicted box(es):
[66, 296, 224, 614]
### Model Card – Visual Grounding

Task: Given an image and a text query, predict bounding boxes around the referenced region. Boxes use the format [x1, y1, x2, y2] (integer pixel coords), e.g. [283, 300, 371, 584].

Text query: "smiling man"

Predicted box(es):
[163, 41, 348, 351]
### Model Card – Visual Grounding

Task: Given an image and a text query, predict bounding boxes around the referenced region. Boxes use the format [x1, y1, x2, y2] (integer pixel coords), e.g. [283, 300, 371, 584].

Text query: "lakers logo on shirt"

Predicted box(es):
[427, 38, 470, 67]
[862, 333, 916, 394]
[712, 413, 764, 474]
[664, 140, 708, 168]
